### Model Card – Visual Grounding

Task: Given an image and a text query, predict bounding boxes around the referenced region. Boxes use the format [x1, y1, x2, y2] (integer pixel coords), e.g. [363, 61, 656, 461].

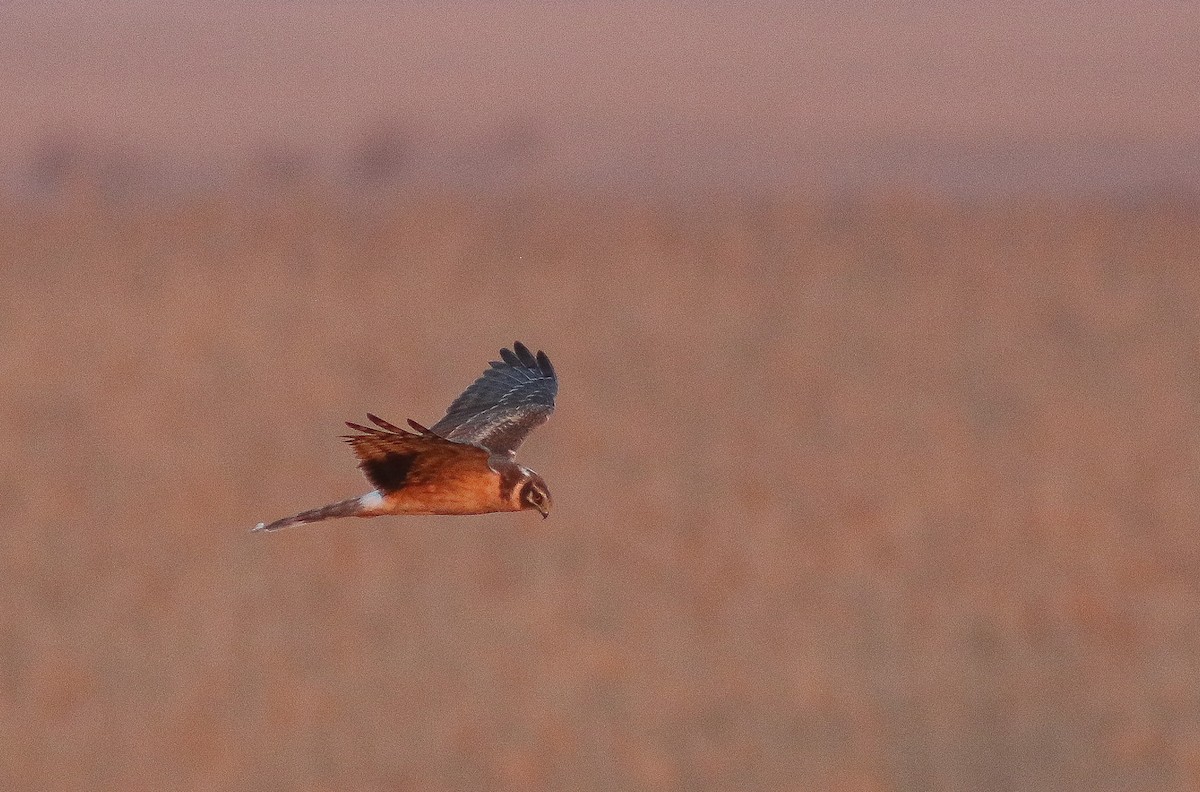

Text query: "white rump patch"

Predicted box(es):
[359, 490, 384, 509]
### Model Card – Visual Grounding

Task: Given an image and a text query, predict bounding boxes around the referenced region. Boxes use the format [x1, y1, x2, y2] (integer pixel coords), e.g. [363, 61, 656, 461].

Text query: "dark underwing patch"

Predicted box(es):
[362, 452, 417, 491]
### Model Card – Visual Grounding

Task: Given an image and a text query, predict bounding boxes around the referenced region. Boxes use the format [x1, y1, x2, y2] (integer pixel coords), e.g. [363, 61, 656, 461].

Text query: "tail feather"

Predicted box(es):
[251, 496, 367, 533]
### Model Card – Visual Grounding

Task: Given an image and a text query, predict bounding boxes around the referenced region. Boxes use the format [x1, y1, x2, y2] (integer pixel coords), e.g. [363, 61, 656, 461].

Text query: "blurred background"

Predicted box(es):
[2, 2, 1199, 790]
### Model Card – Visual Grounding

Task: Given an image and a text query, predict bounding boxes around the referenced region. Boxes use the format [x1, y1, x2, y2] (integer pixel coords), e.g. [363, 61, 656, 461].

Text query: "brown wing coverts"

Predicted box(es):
[343, 414, 490, 492]
[430, 341, 558, 455]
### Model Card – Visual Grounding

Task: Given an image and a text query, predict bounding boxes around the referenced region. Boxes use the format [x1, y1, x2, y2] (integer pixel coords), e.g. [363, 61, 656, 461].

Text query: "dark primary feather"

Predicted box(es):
[430, 341, 558, 455]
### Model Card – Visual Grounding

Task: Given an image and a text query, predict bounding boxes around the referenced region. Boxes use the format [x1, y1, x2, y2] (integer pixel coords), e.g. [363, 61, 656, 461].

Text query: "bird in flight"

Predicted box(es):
[253, 342, 557, 533]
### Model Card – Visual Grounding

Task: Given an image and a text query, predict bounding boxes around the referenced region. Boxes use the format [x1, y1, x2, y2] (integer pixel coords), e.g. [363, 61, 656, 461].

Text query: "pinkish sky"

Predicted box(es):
[1, 1, 1197, 194]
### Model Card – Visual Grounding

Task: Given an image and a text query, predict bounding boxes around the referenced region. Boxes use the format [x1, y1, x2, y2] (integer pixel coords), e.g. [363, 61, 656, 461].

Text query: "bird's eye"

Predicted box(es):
[530, 491, 542, 504]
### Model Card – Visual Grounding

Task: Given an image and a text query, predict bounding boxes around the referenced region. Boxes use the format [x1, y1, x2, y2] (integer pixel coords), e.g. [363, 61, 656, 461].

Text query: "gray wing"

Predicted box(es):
[430, 342, 558, 455]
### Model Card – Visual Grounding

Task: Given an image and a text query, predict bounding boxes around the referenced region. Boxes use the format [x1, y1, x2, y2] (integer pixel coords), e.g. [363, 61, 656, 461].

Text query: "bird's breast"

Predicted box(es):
[378, 466, 514, 515]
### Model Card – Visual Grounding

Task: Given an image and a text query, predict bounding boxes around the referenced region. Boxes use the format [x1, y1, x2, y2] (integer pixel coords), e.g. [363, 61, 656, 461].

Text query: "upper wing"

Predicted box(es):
[343, 414, 492, 492]
[429, 341, 558, 456]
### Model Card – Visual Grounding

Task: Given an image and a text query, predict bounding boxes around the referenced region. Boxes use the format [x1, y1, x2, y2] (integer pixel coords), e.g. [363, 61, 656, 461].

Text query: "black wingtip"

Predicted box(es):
[535, 349, 555, 379]
[407, 419, 434, 435]
[367, 413, 406, 433]
[512, 341, 538, 367]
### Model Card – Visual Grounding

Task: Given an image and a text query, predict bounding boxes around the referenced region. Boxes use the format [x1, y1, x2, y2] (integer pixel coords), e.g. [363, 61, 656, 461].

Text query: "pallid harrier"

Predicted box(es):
[253, 342, 557, 532]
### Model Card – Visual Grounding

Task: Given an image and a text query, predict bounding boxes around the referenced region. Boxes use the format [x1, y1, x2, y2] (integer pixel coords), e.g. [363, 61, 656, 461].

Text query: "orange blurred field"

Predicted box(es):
[1, 183, 1198, 790]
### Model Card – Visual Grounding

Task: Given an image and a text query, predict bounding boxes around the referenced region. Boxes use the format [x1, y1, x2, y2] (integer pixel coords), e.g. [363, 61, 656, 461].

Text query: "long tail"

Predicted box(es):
[251, 495, 371, 533]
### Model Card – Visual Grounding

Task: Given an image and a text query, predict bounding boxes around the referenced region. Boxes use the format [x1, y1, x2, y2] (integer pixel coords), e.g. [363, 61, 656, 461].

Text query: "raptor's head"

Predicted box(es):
[518, 473, 553, 519]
